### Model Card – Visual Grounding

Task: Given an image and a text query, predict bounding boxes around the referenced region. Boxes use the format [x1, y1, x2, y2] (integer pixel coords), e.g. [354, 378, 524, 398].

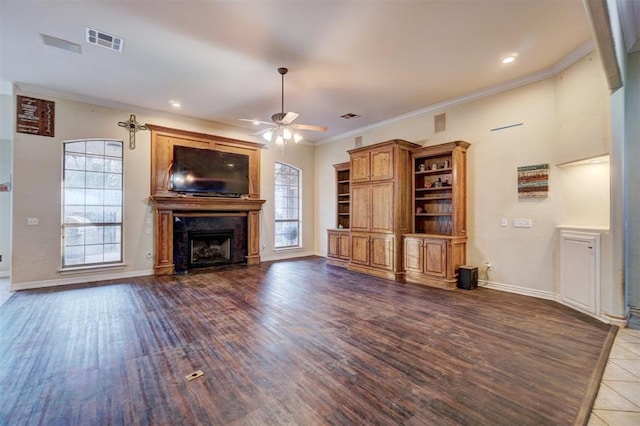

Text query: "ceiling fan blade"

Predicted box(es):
[239, 118, 273, 126]
[250, 126, 275, 136]
[290, 123, 328, 132]
[282, 112, 299, 124]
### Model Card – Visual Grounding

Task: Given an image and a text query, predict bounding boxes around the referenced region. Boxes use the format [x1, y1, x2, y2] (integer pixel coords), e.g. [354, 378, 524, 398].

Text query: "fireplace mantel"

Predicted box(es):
[151, 195, 266, 212]
[150, 195, 266, 275]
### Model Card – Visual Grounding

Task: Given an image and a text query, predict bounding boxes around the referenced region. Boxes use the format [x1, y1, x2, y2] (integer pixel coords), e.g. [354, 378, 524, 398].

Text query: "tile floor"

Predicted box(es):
[589, 327, 640, 425]
[0, 277, 637, 424]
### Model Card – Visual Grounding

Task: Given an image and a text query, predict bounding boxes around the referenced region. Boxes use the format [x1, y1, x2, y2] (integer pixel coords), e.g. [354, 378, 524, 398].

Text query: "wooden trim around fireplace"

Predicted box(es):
[148, 125, 266, 275]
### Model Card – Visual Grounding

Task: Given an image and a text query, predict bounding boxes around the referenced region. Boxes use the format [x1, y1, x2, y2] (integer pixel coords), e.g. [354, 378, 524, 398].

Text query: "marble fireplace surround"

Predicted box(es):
[174, 215, 246, 272]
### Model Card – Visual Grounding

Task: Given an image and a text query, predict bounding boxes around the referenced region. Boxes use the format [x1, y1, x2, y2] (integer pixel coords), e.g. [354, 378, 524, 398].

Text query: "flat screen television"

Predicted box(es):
[169, 146, 250, 196]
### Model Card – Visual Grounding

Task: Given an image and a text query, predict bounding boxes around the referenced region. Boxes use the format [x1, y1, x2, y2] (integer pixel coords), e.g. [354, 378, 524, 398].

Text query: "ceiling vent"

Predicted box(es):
[341, 113, 361, 120]
[85, 27, 124, 52]
[40, 34, 81, 54]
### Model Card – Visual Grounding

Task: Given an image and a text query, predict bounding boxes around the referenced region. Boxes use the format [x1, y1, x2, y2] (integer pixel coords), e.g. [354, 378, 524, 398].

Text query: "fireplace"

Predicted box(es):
[189, 230, 234, 268]
[173, 215, 248, 273]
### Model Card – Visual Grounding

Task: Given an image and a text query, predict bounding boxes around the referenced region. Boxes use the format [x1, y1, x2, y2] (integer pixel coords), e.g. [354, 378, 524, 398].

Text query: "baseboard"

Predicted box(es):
[478, 279, 555, 300]
[261, 250, 316, 262]
[11, 269, 155, 291]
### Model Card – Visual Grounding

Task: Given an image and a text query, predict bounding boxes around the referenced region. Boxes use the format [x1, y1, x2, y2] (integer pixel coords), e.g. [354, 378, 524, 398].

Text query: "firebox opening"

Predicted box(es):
[188, 230, 234, 269]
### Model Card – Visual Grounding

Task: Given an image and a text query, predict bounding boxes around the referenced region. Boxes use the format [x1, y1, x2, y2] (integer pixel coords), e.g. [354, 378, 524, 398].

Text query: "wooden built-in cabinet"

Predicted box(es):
[327, 162, 351, 268]
[334, 162, 351, 229]
[347, 139, 420, 280]
[327, 229, 351, 267]
[404, 141, 470, 289]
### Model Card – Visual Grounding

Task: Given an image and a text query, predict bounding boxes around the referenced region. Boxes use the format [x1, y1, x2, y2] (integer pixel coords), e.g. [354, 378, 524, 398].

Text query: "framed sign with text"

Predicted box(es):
[16, 95, 55, 137]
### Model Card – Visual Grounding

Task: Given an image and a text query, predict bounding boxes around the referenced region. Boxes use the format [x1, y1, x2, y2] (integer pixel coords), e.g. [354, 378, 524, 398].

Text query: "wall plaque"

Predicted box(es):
[16, 95, 55, 137]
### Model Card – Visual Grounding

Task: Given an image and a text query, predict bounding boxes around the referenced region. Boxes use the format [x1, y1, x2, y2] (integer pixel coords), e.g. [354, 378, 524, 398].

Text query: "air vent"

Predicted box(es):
[40, 34, 81, 54]
[341, 113, 361, 120]
[85, 27, 124, 52]
[434, 113, 446, 133]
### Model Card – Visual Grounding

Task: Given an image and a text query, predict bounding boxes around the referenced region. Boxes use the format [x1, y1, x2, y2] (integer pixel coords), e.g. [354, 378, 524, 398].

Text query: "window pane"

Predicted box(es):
[86, 156, 105, 172]
[64, 170, 85, 188]
[65, 154, 86, 171]
[86, 189, 104, 205]
[86, 140, 105, 156]
[65, 188, 85, 205]
[85, 205, 104, 223]
[104, 207, 121, 223]
[105, 173, 122, 189]
[86, 172, 104, 189]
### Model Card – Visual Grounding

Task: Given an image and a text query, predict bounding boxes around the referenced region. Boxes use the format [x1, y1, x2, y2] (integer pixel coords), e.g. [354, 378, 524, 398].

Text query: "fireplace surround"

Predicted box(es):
[173, 215, 247, 272]
[148, 125, 265, 276]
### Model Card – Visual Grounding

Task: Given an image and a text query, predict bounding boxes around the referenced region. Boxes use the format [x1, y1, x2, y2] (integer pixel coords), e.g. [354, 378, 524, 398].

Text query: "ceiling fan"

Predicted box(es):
[240, 67, 327, 145]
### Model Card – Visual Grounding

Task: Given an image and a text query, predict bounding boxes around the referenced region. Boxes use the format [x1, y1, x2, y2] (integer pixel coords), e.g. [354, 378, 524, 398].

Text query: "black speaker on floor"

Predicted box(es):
[458, 265, 478, 290]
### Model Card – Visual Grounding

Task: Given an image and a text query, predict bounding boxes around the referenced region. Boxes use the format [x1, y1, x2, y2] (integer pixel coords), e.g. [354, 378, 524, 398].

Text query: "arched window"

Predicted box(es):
[274, 162, 301, 249]
[62, 139, 123, 267]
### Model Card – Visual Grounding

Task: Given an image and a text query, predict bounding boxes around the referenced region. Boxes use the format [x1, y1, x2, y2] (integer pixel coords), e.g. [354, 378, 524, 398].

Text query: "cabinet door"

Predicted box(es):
[350, 233, 370, 265]
[371, 182, 394, 232]
[351, 185, 371, 231]
[370, 146, 394, 181]
[423, 239, 447, 277]
[560, 231, 599, 315]
[351, 152, 370, 182]
[403, 237, 423, 273]
[327, 231, 340, 259]
[338, 234, 351, 260]
[370, 234, 394, 271]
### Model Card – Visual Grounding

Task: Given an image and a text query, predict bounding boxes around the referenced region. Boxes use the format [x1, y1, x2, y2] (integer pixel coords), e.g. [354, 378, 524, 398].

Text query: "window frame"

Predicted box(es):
[61, 139, 124, 269]
[274, 161, 302, 250]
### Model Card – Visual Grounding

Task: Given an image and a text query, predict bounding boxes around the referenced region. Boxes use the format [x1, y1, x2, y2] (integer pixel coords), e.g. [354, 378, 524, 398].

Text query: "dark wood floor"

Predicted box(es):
[0, 257, 613, 425]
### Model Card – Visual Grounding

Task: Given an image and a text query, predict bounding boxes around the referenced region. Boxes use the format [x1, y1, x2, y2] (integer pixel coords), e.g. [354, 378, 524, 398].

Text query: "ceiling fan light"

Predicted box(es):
[283, 128, 292, 139]
[294, 133, 303, 143]
[263, 130, 273, 141]
[275, 135, 284, 145]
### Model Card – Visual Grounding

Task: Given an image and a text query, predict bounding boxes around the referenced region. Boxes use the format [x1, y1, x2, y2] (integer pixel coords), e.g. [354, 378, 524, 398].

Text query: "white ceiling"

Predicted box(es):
[0, 0, 595, 144]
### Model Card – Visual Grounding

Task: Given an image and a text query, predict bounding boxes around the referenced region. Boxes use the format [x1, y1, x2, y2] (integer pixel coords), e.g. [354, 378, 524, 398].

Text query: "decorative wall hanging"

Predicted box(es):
[16, 95, 55, 137]
[117, 114, 148, 149]
[517, 163, 549, 198]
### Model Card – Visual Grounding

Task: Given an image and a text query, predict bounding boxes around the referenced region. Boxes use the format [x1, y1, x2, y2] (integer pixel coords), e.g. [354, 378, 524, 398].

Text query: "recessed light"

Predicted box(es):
[502, 53, 518, 64]
[169, 100, 181, 108]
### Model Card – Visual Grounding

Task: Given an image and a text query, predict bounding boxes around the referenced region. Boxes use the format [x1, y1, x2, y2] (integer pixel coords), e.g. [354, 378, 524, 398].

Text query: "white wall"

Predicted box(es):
[0, 82, 12, 276]
[260, 141, 316, 261]
[315, 51, 615, 314]
[9, 89, 315, 288]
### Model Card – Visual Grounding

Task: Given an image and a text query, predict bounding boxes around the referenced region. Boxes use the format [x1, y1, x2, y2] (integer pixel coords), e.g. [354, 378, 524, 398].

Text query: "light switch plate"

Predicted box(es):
[513, 218, 532, 228]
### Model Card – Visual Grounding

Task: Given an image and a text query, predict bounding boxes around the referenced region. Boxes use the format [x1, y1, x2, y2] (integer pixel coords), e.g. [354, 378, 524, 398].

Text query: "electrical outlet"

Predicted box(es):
[27, 217, 38, 226]
[485, 262, 492, 271]
[500, 218, 508, 227]
[146, 252, 152, 260]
